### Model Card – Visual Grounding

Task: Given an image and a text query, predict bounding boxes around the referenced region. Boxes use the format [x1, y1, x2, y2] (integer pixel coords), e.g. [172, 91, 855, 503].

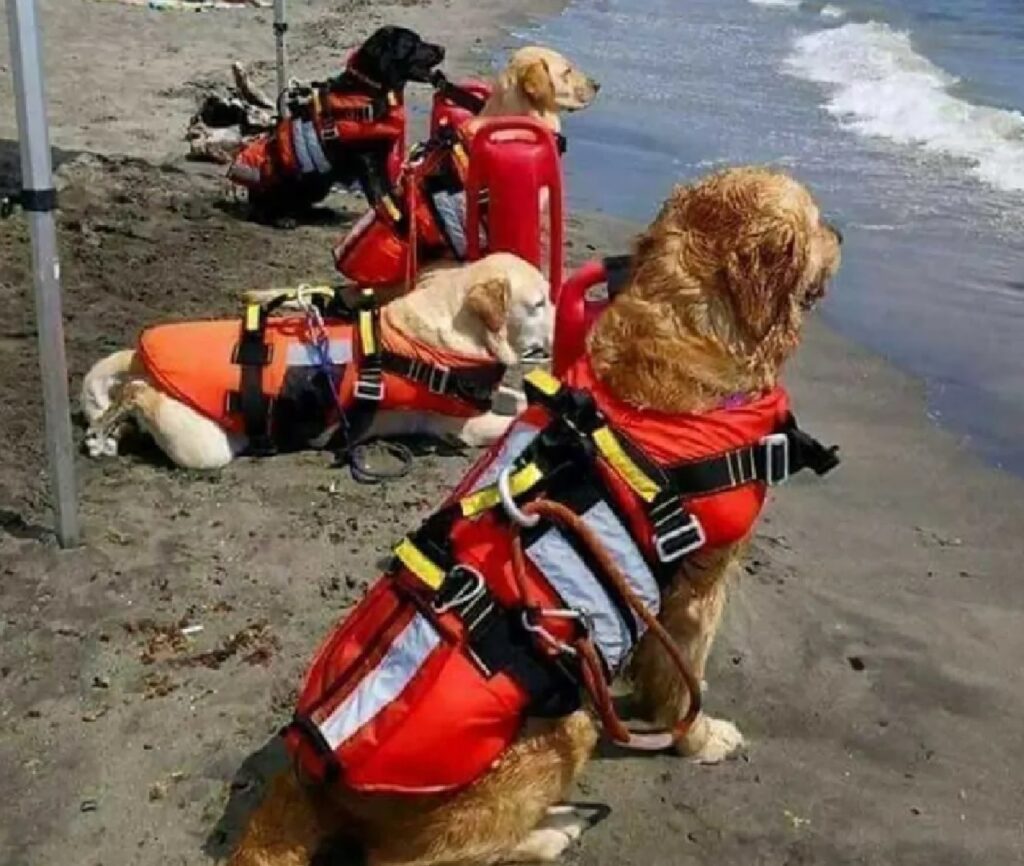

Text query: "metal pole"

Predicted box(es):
[273, 0, 288, 97]
[7, 0, 81, 548]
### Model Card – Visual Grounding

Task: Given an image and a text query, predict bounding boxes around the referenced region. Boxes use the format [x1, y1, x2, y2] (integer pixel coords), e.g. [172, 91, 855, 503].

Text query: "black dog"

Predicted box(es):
[212, 27, 446, 227]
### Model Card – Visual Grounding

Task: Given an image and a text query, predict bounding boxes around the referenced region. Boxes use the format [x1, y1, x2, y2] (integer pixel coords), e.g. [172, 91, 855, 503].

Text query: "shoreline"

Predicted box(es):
[2, 1, 1024, 865]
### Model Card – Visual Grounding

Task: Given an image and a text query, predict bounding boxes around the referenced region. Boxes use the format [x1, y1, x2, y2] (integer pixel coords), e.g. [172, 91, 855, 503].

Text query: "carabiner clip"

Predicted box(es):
[497, 465, 540, 528]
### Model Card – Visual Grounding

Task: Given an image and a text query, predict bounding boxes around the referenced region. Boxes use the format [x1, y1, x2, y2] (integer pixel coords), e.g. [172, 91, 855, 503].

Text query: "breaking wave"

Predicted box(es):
[747, 0, 801, 9]
[786, 21, 1024, 192]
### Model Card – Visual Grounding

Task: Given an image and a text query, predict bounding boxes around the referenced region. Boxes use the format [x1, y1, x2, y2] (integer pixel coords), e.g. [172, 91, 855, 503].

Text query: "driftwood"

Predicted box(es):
[186, 63, 278, 164]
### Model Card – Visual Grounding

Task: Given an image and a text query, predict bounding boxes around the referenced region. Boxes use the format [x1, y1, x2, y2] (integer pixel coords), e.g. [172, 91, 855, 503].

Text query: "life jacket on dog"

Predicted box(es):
[226, 76, 406, 198]
[282, 361, 840, 794]
[333, 124, 569, 289]
[136, 295, 505, 455]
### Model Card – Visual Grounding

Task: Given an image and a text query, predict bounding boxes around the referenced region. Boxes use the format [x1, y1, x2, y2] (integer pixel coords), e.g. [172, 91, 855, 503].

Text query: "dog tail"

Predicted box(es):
[80, 349, 137, 424]
[228, 770, 339, 866]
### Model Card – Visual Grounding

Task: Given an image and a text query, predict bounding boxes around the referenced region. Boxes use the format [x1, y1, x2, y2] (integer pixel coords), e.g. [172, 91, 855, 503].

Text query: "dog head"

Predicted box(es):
[349, 27, 446, 90]
[463, 254, 553, 366]
[589, 166, 842, 409]
[490, 46, 599, 127]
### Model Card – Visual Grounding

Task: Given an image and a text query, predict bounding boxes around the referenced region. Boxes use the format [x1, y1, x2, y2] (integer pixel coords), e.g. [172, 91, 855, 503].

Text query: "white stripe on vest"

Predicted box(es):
[318, 613, 440, 749]
[291, 120, 332, 176]
[285, 338, 352, 367]
[527, 500, 660, 672]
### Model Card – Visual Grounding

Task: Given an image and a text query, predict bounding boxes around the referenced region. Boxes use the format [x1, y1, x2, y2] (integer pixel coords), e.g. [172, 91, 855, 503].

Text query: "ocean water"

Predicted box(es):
[515, 0, 1024, 474]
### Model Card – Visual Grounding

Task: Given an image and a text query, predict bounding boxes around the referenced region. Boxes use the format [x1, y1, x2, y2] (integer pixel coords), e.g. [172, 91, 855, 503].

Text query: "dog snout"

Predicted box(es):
[827, 221, 843, 245]
[590, 78, 600, 93]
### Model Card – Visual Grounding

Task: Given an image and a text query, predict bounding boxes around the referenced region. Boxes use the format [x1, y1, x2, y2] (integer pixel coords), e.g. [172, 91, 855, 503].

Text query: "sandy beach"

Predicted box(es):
[2, 2, 1023, 865]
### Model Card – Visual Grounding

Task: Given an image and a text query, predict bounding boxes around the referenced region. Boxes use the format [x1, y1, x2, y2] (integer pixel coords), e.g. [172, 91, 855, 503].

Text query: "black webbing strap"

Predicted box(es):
[429, 71, 487, 114]
[379, 353, 505, 411]
[230, 304, 275, 455]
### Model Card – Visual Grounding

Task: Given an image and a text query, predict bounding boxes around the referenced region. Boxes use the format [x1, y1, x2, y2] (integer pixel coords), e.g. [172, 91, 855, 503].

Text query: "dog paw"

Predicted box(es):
[508, 808, 588, 862]
[678, 716, 744, 764]
[85, 429, 118, 459]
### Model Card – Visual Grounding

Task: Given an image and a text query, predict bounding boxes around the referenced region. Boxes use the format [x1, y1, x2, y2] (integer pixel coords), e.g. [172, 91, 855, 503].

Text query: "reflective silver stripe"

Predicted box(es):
[431, 190, 468, 258]
[467, 421, 541, 495]
[302, 121, 332, 175]
[527, 501, 660, 672]
[285, 338, 352, 366]
[318, 613, 440, 749]
[292, 119, 314, 174]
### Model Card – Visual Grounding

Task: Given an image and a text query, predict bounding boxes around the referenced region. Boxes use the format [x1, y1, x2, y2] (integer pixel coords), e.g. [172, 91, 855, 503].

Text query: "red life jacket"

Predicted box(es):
[227, 85, 405, 196]
[283, 361, 839, 793]
[137, 297, 505, 454]
[332, 126, 474, 288]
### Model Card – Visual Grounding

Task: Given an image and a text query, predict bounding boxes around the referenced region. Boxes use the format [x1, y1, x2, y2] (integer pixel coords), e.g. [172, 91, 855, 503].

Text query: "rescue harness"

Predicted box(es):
[333, 123, 568, 290]
[283, 362, 839, 794]
[136, 289, 506, 462]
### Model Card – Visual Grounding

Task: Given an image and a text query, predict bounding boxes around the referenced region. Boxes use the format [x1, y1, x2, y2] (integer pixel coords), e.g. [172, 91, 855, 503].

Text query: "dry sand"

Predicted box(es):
[2, 2, 1023, 865]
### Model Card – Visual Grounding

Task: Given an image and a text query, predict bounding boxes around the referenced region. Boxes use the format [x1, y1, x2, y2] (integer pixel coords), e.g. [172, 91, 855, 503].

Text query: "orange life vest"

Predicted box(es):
[137, 299, 505, 454]
[283, 361, 839, 793]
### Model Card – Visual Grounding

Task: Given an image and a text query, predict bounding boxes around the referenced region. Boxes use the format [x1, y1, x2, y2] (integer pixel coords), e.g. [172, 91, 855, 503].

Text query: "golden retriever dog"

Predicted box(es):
[226, 166, 841, 866]
[473, 46, 601, 135]
[80, 253, 552, 470]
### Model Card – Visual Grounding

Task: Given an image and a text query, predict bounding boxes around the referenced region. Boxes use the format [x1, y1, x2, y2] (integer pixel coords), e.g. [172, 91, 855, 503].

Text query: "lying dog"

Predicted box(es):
[190, 26, 446, 225]
[227, 167, 842, 866]
[80, 253, 552, 470]
[333, 46, 599, 292]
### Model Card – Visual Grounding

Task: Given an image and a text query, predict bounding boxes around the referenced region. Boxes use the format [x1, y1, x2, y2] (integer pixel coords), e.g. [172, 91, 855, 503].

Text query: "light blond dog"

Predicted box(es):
[81, 254, 552, 470]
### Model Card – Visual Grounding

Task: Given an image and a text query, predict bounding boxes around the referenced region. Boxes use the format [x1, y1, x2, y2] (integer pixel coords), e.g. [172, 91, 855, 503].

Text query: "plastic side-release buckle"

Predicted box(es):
[761, 432, 790, 487]
[649, 497, 706, 563]
[354, 371, 385, 402]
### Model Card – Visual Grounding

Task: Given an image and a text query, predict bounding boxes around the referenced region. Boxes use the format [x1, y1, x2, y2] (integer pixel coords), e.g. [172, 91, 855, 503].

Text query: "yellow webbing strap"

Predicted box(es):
[381, 194, 402, 222]
[394, 538, 445, 590]
[358, 292, 377, 355]
[387, 91, 398, 107]
[592, 426, 661, 503]
[244, 303, 261, 333]
[525, 368, 562, 398]
[460, 462, 544, 518]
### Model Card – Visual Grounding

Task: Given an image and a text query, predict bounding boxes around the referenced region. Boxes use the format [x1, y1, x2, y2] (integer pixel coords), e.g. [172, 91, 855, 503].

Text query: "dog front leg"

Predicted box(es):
[630, 548, 744, 763]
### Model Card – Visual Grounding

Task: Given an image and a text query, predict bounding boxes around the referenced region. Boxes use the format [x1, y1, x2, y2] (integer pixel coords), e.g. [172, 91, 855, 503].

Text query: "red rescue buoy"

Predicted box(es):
[552, 256, 632, 376]
[465, 117, 564, 298]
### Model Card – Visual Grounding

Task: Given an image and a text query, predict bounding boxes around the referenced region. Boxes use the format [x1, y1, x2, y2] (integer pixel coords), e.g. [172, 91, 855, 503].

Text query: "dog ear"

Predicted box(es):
[724, 215, 809, 342]
[520, 58, 557, 111]
[466, 276, 511, 333]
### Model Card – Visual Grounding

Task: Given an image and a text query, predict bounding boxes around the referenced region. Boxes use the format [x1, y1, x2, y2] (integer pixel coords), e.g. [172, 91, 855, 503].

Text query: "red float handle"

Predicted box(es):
[465, 117, 564, 296]
[552, 258, 609, 377]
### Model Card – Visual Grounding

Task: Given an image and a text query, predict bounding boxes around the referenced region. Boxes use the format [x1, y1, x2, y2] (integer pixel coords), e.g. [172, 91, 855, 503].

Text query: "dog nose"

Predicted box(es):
[591, 79, 601, 93]
[828, 221, 843, 245]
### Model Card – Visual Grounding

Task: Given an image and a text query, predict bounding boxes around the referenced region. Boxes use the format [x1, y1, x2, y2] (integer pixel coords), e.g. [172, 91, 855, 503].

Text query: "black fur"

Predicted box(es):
[249, 27, 445, 227]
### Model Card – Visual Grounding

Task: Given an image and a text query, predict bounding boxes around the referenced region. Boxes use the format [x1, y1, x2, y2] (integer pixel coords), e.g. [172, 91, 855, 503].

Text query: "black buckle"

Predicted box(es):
[427, 365, 450, 395]
[649, 496, 706, 562]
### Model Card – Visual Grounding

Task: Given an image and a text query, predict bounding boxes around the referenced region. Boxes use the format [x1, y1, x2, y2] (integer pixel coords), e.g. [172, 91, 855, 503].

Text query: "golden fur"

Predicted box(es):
[474, 46, 600, 134]
[227, 166, 841, 866]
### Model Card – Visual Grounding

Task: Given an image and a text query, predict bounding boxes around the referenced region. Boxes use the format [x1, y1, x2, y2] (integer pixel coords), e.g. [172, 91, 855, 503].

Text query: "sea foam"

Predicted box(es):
[786, 21, 1024, 192]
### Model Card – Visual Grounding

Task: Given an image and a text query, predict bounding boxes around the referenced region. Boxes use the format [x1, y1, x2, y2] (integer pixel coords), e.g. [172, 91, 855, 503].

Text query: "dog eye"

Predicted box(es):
[532, 299, 547, 311]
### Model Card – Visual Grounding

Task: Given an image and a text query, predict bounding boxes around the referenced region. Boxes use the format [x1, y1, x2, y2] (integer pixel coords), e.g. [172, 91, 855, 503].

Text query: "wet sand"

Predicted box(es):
[2, 2, 1023, 865]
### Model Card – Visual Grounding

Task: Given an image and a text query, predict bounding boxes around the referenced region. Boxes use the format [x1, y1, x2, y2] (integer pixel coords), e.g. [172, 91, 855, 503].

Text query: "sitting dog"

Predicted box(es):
[191, 27, 446, 225]
[226, 167, 842, 866]
[332, 46, 600, 292]
[80, 253, 552, 470]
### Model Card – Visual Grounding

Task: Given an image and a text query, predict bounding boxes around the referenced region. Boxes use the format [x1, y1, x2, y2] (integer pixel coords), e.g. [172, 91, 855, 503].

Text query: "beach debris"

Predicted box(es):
[81, 706, 110, 723]
[784, 809, 810, 830]
[149, 782, 167, 802]
[92, 675, 111, 689]
[143, 671, 180, 699]
[847, 655, 866, 672]
[80, 799, 99, 813]
[181, 624, 204, 636]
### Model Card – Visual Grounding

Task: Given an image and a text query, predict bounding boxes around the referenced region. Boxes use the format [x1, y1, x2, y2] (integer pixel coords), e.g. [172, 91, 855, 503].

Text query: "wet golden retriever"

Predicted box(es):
[227, 166, 842, 866]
